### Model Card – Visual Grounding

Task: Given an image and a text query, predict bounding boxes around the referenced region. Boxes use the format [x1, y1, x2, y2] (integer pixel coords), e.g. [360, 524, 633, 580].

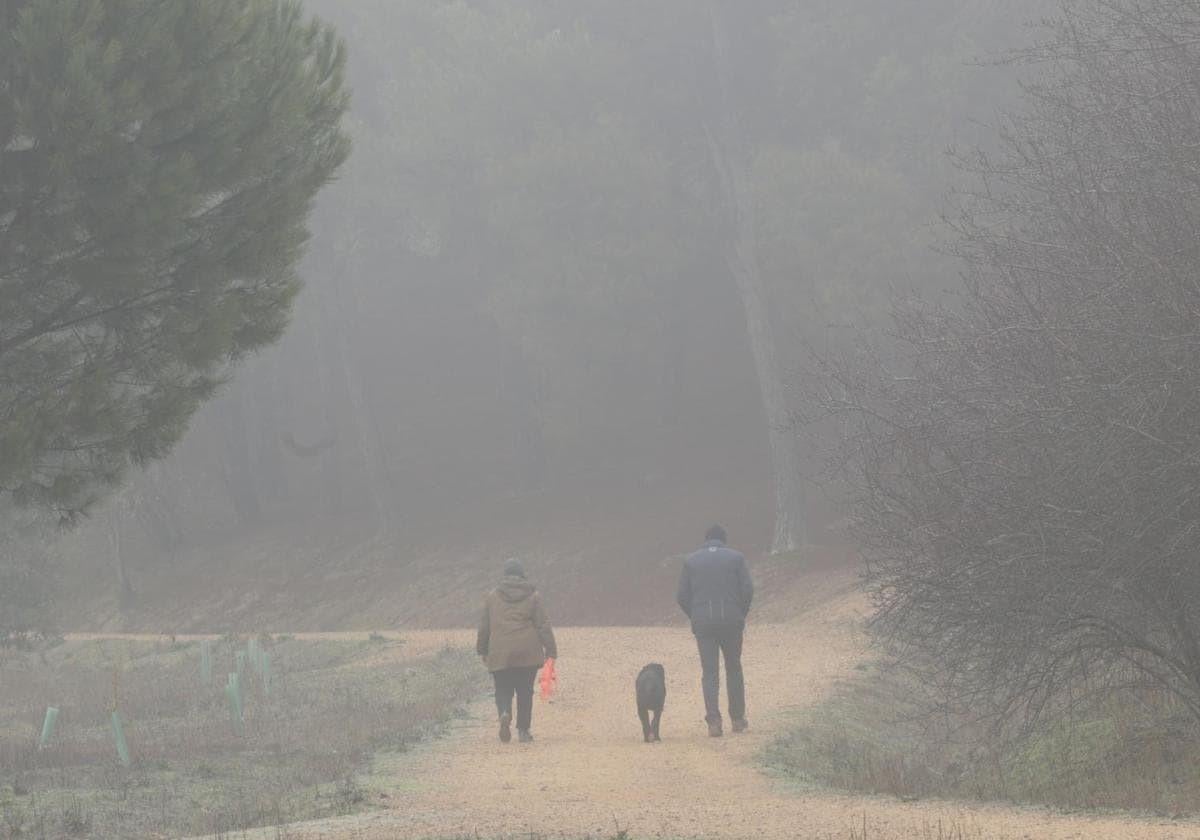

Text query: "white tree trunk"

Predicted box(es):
[328, 252, 394, 536]
[107, 494, 135, 609]
[707, 2, 806, 554]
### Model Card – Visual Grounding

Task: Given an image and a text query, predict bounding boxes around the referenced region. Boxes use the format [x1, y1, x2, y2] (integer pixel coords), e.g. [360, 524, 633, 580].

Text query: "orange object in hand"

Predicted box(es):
[539, 658, 557, 701]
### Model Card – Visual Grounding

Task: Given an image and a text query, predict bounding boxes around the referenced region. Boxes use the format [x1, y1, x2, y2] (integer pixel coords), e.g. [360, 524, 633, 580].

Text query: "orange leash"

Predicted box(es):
[539, 658, 557, 701]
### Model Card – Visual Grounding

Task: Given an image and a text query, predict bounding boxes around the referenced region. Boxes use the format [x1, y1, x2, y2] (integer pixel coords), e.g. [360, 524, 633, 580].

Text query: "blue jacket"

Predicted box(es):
[677, 540, 753, 627]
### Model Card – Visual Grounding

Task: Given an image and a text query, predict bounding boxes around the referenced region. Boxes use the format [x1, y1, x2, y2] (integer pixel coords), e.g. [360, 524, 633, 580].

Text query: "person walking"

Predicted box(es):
[477, 558, 557, 743]
[677, 525, 753, 737]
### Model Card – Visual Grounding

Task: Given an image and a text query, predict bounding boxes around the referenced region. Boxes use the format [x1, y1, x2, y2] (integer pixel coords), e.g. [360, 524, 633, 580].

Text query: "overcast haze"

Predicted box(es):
[6, 2, 1200, 838]
[51, 1, 1033, 626]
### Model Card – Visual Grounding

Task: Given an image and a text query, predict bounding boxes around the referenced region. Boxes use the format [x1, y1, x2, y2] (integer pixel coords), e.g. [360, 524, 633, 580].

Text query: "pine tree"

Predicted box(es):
[0, 0, 350, 518]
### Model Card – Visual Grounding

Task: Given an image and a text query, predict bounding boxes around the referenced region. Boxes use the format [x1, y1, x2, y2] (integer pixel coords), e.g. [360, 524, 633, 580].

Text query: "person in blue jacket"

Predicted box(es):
[676, 524, 753, 737]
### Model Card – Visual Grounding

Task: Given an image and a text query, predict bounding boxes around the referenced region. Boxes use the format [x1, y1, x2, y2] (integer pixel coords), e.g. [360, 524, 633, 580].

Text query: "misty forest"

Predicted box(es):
[3, 1, 1200, 838]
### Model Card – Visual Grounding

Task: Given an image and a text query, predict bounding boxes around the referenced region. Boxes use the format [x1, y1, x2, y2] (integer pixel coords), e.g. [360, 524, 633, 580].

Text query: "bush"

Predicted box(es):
[765, 663, 1200, 814]
[805, 0, 1200, 731]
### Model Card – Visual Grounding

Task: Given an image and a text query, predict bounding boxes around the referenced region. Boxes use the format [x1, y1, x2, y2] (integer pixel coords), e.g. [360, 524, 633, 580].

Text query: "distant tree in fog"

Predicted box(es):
[48, 1, 1038, 606]
[0, 506, 55, 642]
[0, 0, 349, 519]
[809, 0, 1200, 725]
[286, 0, 1028, 555]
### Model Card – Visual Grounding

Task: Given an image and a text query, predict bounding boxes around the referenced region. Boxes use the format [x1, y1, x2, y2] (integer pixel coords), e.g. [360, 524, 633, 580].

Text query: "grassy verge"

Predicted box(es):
[762, 662, 1200, 816]
[0, 635, 484, 838]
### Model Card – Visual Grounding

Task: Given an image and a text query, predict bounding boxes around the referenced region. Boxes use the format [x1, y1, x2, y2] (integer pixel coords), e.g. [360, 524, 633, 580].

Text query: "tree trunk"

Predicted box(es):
[327, 252, 394, 536]
[333, 317, 392, 534]
[224, 380, 263, 527]
[107, 497, 135, 610]
[705, 1, 806, 553]
[307, 297, 345, 515]
[502, 340, 549, 493]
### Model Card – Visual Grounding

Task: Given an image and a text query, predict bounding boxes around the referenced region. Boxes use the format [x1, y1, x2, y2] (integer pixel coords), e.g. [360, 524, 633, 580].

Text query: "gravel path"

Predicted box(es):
[184, 592, 1200, 840]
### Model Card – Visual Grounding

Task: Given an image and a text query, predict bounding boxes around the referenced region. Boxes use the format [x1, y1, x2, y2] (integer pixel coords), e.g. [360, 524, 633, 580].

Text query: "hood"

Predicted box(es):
[497, 575, 535, 603]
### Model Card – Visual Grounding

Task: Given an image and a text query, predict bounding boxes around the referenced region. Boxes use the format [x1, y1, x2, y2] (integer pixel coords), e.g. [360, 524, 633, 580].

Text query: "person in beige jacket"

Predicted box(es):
[476, 559, 558, 743]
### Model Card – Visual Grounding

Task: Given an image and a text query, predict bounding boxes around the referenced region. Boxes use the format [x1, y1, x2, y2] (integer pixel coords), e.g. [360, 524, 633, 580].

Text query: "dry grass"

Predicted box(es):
[399, 827, 995, 840]
[763, 661, 1200, 817]
[0, 635, 484, 839]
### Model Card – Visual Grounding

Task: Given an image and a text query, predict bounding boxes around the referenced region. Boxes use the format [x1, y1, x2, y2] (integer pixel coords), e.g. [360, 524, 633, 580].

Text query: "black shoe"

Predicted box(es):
[732, 718, 749, 734]
[707, 719, 723, 738]
[499, 713, 512, 743]
[518, 729, 534, 743]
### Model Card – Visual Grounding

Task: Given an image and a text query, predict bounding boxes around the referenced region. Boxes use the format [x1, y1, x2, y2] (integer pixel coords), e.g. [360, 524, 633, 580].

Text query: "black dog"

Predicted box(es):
[636, 663, 666, 742]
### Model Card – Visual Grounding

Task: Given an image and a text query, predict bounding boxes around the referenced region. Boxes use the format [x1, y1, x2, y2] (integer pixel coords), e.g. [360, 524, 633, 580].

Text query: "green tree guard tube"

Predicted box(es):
[235, 651, 247, 700]
[110, 711, 131, 766]
[200, 640, 212, 683]
[226, 675, 244, 735]
[38, 706, 59, 749]
[247, 638, 260, 672]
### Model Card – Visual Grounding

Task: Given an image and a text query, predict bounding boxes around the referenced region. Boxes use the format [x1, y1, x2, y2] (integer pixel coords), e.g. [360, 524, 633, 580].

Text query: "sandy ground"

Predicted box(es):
[158, 590, 1200, 840]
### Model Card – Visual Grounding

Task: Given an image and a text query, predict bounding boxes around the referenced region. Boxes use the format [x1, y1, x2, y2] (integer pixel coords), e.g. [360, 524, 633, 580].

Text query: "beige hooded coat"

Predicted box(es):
[476, 574, 558, 672]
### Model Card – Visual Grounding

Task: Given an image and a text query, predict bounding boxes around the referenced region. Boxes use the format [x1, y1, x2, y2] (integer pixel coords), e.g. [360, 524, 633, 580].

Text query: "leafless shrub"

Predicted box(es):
[804, 0, 1200, 733]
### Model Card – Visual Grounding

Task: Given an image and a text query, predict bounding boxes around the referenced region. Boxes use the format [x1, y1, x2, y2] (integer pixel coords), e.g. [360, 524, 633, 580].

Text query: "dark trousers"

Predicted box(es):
[492, 666, 539, 731]
[694, 622, 745, 723]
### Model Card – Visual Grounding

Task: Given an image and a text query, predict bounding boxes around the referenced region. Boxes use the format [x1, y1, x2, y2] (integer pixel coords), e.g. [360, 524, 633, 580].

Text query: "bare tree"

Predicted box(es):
[706, 0, 807, 553]
[806, 0, 1200, 727]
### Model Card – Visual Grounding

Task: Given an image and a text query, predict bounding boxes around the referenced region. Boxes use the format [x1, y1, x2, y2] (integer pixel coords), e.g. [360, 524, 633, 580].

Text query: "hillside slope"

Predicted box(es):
[57, 481, 854, 633]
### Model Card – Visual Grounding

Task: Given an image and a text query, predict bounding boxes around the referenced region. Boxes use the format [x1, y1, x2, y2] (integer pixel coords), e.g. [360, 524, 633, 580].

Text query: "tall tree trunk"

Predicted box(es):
[224, 380, 263, 527]
[307, 296, 345, 515]
[107, 496, 135, 609]
[333, 317, 392, 534]
[137, 463, 183, 561]
[502, 340, 548, 493]
[706, 1, 805, 553]
[330, 257, 395, 536]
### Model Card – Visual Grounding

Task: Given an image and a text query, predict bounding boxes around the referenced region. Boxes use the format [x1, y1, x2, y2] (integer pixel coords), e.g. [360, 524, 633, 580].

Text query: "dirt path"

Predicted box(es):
[171, 592, 1198, 840]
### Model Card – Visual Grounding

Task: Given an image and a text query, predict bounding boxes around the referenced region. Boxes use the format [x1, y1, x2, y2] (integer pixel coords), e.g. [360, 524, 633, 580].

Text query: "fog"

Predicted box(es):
[40, 1, 1033, 629]
[6, 1, 1199, 838]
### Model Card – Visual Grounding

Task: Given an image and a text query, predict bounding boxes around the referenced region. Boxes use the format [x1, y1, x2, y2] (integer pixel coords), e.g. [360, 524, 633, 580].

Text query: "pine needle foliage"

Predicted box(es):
[0, 0, 349, 519]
